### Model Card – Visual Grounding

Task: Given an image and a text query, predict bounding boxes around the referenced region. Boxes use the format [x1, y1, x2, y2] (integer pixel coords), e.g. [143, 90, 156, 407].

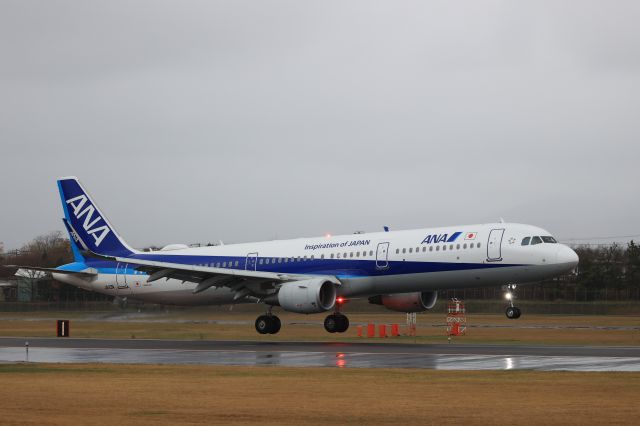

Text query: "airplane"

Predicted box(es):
[10, 177, 579, 334]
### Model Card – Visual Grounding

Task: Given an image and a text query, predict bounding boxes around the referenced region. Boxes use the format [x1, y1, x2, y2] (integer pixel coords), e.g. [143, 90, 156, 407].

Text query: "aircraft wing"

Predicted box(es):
[83, 250, 340, 299]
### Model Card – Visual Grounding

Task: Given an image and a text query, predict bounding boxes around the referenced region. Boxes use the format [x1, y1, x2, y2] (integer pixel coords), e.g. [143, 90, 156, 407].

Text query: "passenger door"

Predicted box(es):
[376, 242, 390, 270]
[487, 229, 505, 262]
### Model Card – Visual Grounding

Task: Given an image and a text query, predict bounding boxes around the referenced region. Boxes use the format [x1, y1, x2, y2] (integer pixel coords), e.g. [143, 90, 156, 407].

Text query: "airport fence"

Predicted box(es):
[442, 286, 640, 303]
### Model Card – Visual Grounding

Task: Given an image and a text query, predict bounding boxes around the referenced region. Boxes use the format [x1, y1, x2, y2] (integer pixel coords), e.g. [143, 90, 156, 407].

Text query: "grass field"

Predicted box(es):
[1, 310, 639, 345]
[0, 363, 638, 425]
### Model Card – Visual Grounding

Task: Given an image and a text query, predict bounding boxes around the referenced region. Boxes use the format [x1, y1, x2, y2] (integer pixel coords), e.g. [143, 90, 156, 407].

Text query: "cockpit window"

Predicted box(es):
[531, 236, 542, 245]
[541, 236, 557, 243]
[521, 237, 530, 246]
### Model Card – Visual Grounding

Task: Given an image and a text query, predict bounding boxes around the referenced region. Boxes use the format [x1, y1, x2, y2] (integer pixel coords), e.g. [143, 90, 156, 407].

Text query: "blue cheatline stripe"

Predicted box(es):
[447, 232, 463, 242]
[83, 255, 522, 279]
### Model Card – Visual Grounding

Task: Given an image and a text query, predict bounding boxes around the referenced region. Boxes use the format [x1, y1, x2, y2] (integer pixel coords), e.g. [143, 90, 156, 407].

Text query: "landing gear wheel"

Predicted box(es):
[324, 314, 350, 333]
[503, 284, 521, 319]
[324, 315, 338, 333]
[505, 306, 522, 319]
[255, 315, 281, 334]
[336, 314, 349, 333]
[255, 315, 271, 334]
[269, 316, 281, 334]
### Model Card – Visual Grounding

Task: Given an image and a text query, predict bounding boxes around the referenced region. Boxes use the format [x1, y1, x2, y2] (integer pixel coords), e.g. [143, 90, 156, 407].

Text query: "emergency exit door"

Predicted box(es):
[245, 252, 258, 270]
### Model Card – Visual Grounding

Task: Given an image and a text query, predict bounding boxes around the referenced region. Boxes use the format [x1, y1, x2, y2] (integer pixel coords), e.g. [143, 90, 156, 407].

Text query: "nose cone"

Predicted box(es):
[557, 245, 579, 270]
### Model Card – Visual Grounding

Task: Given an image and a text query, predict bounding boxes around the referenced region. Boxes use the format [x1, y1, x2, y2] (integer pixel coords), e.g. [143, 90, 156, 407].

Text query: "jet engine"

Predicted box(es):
[368, 291, 438, 313]
[272, 279, 337, 314]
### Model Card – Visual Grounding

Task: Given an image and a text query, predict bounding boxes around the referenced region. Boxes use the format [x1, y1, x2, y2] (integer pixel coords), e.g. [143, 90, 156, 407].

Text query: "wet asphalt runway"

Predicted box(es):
[1, 337, 639, 371]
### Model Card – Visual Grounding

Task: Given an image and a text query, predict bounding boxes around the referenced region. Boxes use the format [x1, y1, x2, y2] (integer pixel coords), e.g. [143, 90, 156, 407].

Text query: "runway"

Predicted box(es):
[1, 337, 639, 371]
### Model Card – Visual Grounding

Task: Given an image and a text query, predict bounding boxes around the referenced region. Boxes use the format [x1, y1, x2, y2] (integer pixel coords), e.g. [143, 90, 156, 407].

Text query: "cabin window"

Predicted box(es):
[436, 246, 440, 251]
[477, 242, 482, 248]
[222, 262, 227, 267]
[265, 259, 270, 265]
[531, 236, 542, 245]
[337, 253, 341, 259]
[463, 243, 467, 249]
[344, 252, 347, 258]
[402, 248, 406, 254]
[521, 237, 530, 246]
[409, 248, 413, 253]
[443, 245, 446, 251]
[422, 247, 426, 252]
[429, 246, 433, 252]
[331, 253, 335, 259]
[396, 249, 400, 254]
[356, 252, 360, 257]
[449, 244, 453, 250]
[456, 244, 460, 250]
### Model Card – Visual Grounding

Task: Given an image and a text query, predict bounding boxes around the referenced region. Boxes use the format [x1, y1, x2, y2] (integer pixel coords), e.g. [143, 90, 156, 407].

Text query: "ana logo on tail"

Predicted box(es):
[65, 195, 111, 247]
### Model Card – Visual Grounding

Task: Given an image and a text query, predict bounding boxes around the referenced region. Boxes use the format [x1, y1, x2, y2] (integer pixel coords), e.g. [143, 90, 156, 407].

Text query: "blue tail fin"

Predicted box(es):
[57, 177, 135, 257]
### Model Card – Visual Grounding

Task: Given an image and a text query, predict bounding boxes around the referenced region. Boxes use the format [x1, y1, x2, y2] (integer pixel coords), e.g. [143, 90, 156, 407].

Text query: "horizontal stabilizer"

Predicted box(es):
[4, 266, 98, 278]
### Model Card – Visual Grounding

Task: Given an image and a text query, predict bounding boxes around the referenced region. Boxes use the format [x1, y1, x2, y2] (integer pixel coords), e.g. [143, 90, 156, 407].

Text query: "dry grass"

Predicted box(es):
[1, 312, 639, 346]
[0, 363, 638, 425]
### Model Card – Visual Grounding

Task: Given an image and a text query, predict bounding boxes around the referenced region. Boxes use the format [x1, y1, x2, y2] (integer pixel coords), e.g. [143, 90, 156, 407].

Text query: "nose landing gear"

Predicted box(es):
[504, 284, 522, 319]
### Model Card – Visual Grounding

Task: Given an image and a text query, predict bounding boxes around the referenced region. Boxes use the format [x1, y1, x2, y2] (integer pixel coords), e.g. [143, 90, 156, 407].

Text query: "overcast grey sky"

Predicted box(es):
[1, 1, 639, 250]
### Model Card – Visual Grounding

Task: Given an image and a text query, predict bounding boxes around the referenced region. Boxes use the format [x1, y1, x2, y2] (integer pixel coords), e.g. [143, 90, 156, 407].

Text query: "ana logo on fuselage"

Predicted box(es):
[65, 195, 111, 247]
[421, 231, 462, 245]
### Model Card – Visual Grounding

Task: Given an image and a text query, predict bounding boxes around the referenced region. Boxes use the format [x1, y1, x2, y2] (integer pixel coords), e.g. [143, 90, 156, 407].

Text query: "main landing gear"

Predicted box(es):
[255, 313, 281, 334]
[504, 284, 522, 319]
[324, 296, 350, 333]
[324, 313, 349, 333]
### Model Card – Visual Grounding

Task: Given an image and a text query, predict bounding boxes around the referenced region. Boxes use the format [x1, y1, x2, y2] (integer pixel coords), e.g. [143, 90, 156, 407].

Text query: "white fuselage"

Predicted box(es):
[54, 222, 578, 306]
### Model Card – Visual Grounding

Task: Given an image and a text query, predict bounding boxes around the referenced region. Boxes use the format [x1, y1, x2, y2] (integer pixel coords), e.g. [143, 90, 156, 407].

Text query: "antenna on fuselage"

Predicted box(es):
[499, 218, 505, 224]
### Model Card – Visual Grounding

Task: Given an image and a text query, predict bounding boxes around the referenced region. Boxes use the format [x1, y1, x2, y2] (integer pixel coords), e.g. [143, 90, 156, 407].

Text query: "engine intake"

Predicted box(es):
[369, 291, 438, 313]
[272, 279, 337, 314]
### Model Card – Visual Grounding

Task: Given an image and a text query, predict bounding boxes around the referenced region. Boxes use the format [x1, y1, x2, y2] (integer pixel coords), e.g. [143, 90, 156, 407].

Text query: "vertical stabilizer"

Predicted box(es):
[57, 177, 135, 256]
